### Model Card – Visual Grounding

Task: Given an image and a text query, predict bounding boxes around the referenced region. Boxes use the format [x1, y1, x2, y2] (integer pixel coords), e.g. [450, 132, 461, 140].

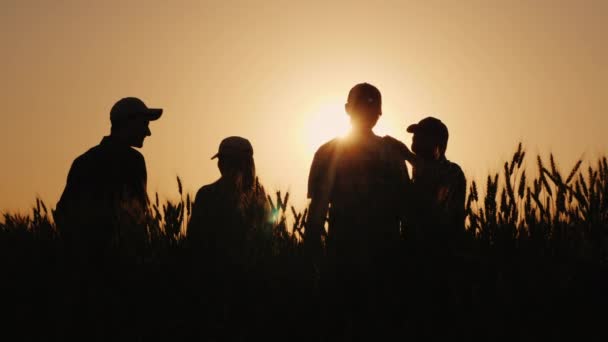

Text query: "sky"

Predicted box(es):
[1, 0, 606, 213]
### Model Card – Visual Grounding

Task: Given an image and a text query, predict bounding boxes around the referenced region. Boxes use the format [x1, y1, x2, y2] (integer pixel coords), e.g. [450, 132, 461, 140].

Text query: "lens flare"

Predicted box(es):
[303, 102, 350, 154]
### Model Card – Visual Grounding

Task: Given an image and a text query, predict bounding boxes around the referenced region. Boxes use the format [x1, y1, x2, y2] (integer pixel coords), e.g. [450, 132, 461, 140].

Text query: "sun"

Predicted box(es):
[300, 101, 395, 156]
[302, 102, 350, 154]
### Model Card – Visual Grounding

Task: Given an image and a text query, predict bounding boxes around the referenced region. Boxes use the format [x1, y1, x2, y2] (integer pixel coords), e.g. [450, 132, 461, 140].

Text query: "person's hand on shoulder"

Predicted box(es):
[383, 135, 415, 162]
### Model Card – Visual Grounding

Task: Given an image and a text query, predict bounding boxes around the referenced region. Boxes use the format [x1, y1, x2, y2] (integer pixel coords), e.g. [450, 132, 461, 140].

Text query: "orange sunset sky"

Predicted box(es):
[1, 0, 606, 213]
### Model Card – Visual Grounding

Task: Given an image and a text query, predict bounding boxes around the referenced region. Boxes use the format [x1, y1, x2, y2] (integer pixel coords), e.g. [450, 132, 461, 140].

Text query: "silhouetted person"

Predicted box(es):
[389, 117, 466, 337]
[305, 83, 410, 339]
[53, 97, 162, 339]
[55, 97, 162, 262]
[187, 136, 270, 261]
[405, 117, 466, 243]
[186, 136, 270, 339]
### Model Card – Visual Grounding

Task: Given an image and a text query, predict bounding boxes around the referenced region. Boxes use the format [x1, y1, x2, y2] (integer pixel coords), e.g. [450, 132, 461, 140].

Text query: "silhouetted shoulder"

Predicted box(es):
[73, 146, 99, 167]
[308, 139, 341, 199]
[74, 141, 146, 168]
[193, 181, 225, 212]
[194, 181, 220, 203]
[66, 146, 103, 179]
[382, 135, 405, 152]
[115, 145, 146, 169]
[445, 159, 466, 183]
[188, 180, 222, 239]
[314, 138, 341, 159]
[125, 145, 146, 162]
[382, 135, 415, 162]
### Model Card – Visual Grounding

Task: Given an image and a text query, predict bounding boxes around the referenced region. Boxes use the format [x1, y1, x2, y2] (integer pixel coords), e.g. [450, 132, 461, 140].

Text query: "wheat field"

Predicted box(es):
[1, 144, 606, 340]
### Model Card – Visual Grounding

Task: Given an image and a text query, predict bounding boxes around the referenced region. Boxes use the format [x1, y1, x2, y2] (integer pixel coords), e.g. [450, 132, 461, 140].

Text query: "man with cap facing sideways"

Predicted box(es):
[397, 118, 467, 335]
[405, 117, 466, 243]
[55, 97, 162, 262]
[305, 83, 410, 338]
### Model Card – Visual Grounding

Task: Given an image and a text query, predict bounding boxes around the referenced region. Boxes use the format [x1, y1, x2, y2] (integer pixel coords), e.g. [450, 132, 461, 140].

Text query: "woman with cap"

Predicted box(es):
[186, 136, 271, 337]
[187, 136, 271, 263]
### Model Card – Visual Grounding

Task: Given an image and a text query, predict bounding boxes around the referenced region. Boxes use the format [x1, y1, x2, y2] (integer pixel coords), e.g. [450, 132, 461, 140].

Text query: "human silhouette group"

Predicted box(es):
[55, 83, 466, 338]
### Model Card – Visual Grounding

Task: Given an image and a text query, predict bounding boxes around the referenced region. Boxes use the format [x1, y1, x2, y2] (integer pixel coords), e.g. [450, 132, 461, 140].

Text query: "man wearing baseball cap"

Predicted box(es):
[55, 97, 163, 262]
[405, 116, 466, 238]
[306, 83, 410, 258]
[305, 83, 410, 338]
[404, 117, 466, 335]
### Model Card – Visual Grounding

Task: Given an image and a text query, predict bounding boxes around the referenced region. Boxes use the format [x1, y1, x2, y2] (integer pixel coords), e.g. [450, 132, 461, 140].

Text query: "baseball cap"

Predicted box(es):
[347, 83, 382, 108]
[407, 116, 449, 145]
[110, 97, 163, 122]
[211, 136, 254, 160]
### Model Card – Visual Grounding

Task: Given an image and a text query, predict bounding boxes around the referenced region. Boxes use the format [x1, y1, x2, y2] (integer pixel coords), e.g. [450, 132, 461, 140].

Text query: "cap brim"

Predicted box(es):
[145, 108, 163, 121]
[406, 124, 418, 133]
[211, 153, 219, 160]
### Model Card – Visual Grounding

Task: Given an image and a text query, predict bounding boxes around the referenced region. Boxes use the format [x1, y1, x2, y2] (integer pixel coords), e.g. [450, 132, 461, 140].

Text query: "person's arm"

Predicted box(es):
[134, 152, 149, 208]
[118, 153, 149, 231]
[55, 158, 83, 236]
[304, 149, 332, 262]
[382, 136, 414, 232]
[305, 195, 329, 260]
[440, 165, 466, 235]
[383, 135, 417, 164]
[451, 169, 467, 234]
[186, 188, 207, 245]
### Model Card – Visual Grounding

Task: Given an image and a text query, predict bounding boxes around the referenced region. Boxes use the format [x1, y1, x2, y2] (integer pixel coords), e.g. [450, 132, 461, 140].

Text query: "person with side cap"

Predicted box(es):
[187, 136, 270, 262]
[55, 97, 163, 263]
[407, 117, 466, 243]
[387, 116, 467, 337]
[54, 97, 162, 339]
[386, 116, 466, 242]
[186, 136, 271, 339]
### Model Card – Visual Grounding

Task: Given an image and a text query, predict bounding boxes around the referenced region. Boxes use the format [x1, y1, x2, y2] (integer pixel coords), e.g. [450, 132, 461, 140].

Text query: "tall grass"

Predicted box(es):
[0, 144, 606, 340]
[465, 143, 608, 262]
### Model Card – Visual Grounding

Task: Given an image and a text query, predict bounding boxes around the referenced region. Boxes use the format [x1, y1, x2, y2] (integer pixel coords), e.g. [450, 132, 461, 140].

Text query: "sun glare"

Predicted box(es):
[303, 102, 350, 154]
[301, 101, 397, 157]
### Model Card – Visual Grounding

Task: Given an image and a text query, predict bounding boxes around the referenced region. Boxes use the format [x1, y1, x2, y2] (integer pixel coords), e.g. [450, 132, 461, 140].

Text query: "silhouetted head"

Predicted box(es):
[212, 136, 256, 191]
[345, 83, 382, 133]
[407, 117, 449, 160]
[110, 97, 162, 148]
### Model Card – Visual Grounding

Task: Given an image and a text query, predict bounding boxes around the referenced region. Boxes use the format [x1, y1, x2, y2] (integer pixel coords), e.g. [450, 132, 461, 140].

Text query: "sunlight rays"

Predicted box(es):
[302, 102, 350, 154]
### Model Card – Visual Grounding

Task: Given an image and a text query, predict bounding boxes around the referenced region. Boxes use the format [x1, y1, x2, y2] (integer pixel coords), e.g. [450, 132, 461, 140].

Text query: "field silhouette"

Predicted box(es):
[1, 144, 607, 340]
